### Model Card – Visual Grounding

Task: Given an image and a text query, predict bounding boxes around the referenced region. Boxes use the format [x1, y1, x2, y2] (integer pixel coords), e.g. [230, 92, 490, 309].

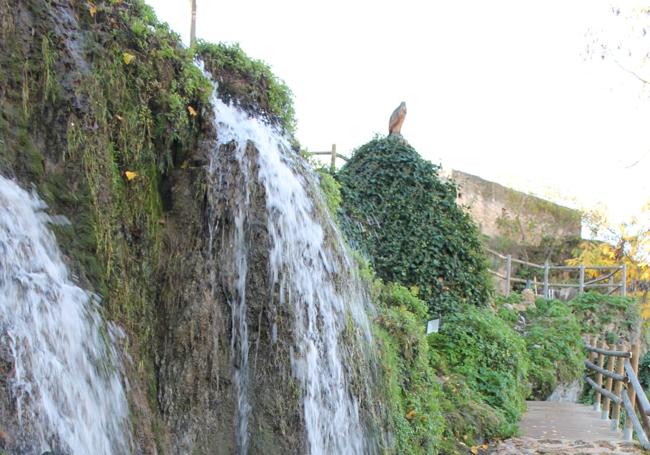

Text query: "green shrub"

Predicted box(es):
[428, 305, 529, 435]
[373, 283, 446, 454]
[338, 135, 491, 316]
[438, 375, 510, 447]
[523, 299, 583, 399]
[568, 292, 640, 337]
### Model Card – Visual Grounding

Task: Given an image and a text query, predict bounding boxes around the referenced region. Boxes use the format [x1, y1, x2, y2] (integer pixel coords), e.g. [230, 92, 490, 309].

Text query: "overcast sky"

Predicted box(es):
[147, 0, 650, 227]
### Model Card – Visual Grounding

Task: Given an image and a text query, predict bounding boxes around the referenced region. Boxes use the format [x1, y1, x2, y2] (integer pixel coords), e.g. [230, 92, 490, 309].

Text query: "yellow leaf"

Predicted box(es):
[470, 447, 478, 455]
[122, 52, 135, 65]
[405, 409, 416, 420]
[88, 2, 97, 17]
[187, 105, 198, 117]
[482, 444, 489, 449]
[125, 171, 138, 181]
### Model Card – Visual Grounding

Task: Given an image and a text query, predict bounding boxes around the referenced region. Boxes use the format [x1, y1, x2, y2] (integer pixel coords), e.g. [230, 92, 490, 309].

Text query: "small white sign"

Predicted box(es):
[426, 318, 440, 335]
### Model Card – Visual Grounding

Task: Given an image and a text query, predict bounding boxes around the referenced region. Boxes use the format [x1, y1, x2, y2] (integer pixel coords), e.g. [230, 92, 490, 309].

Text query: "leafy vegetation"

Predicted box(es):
[367, 274, 523, 454]
[568, 207, 650, 313]
[338, 135, 491, 316]
[567, 292, 640, 340]
[372, 282, 446, 454]
[429, 305, 529, 435]
[195, 41, 296, 133]
[497, 296, 584, 399]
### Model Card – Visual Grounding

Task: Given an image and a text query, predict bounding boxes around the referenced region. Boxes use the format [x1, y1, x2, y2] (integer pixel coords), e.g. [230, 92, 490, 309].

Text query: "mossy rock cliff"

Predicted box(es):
[0, 0, 303, 453]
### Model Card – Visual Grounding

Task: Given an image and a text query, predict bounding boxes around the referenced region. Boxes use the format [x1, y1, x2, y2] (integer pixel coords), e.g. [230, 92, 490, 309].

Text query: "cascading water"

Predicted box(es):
[206, 91, 375, 454]
[0, 176, 132, 454]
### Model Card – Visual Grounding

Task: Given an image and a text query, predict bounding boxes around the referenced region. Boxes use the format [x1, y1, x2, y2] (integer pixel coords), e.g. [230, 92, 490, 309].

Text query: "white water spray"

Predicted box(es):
[0, 176, 132, 454]
[207, 94, 374, 454]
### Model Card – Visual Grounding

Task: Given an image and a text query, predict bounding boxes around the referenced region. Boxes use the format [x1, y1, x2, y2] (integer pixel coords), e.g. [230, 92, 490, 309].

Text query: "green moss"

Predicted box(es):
[195, 41, 296, 134]
[41, 32, 59, 104]
[372, 282, 446, 454]
[315, 169, 342, 216]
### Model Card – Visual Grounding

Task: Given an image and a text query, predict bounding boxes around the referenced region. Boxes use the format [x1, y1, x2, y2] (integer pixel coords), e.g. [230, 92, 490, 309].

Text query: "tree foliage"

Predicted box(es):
[338, 136, 491, 315]
[567, 214, 650, 312]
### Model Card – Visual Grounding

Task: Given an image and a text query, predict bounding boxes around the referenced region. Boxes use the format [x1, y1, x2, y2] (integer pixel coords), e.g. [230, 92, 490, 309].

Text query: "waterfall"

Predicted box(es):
[207, 93, 374, 454]
[0, 176, 132, 454]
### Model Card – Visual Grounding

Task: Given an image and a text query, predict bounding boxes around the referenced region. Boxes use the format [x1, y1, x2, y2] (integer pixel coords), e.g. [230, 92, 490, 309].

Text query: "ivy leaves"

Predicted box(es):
[338, 136, 491, 316]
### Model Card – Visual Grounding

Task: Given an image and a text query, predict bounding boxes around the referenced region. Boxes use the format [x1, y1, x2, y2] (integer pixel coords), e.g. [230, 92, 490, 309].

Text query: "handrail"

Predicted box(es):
[305, 144, 348, 172]
[584, 376, 622, 404]
[510, 257, 544, 269]
[486, 248, 626, 298]
[584, 269, 618, 286]
[583, 337, 646, 446]
[584, 360, 626, 382]
[622, 392, 650, 449]
[488, 270, 506, 280]
[585, 345, 631, 358]
[624, 359, 650, 415]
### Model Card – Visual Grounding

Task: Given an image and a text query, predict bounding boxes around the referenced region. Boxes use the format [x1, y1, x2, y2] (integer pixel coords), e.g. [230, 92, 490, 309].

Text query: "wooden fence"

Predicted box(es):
[307, 144, 349, 172]
[487, 248, 626, 298]
[584, 336, 649, 448]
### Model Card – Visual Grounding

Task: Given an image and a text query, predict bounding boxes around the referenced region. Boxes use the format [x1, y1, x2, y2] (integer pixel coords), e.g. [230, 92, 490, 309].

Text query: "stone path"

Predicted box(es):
[490, 401, 648, 454]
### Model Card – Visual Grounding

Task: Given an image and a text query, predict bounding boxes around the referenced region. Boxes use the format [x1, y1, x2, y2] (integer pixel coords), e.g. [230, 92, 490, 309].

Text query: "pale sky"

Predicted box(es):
[147, 0, 650, 227]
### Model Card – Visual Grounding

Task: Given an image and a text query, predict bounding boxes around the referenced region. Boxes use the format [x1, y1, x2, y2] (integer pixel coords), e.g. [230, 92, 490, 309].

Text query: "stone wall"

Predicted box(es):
[451, 170, 581, 249]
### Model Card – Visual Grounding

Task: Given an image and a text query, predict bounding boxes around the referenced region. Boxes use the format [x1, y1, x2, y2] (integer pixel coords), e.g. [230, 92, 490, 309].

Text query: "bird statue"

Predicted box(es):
[388, 101, 407, 136]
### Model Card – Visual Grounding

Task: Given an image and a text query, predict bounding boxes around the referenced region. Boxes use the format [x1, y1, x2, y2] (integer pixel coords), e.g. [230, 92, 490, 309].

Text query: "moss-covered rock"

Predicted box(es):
[0, 0, 304, 452]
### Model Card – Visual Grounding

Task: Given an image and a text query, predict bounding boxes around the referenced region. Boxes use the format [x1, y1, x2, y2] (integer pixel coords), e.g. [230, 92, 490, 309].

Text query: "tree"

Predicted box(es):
[586, 5, 650, 87]
[567, 209, 650, 310]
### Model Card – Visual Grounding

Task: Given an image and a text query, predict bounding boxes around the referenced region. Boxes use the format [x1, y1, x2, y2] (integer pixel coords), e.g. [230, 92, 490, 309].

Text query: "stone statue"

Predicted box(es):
[388, 101, 407, 136]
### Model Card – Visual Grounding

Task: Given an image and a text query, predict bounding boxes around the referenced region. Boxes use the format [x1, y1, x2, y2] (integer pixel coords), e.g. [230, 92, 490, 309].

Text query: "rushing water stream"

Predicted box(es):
[0, 176, 131, 454]
[207, 93, 374, 454]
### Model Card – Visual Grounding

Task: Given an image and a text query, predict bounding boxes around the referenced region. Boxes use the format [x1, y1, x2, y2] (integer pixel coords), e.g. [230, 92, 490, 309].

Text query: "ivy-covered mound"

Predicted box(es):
[338, 136, 491, 315]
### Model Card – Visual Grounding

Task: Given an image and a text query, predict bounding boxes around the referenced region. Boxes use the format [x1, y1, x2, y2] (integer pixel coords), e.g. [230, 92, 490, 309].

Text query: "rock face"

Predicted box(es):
[0, 2, 377, 453]
[0, 0, 279, 453]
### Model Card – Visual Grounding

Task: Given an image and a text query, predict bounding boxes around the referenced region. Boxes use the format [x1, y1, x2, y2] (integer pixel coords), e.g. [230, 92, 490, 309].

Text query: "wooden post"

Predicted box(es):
[602, 344, 615, 420]
[587, 335, 597, 362]
[611, 343, 626, 430]
[505, 255, 512, 297]
[608, 275, 614, 295]
[543, 261, 549, 299]
[189, 0, 197, 46]
[594, 339, 605, 412]
[621, 264, 627, 297]
[329, 144, 337, 173]
[624, 343, 640, 440]
[579, 265, 585, 295]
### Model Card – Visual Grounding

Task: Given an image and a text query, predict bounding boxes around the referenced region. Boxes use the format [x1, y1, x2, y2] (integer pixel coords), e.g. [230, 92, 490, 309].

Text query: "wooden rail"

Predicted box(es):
[583, 335, 649, 448]
[306, 144, 349, 172]
[486, 248, 626, 298]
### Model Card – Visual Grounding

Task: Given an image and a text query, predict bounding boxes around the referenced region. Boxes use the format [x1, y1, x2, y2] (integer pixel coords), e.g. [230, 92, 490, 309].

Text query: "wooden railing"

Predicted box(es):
[584, 335, 649, 448]
[487, 248, 626, 298]
[307, 144, 349, 172]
